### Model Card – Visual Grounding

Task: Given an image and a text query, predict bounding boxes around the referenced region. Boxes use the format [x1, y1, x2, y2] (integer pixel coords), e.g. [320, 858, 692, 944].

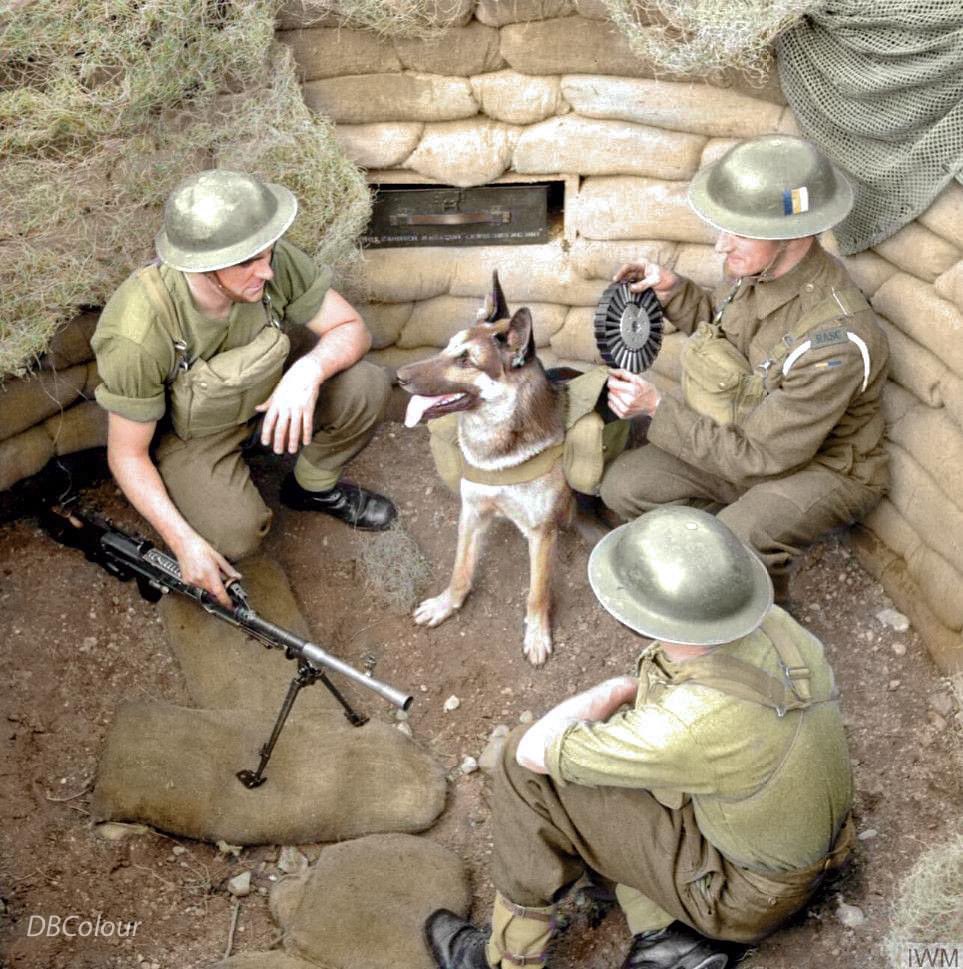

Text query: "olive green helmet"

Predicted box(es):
[156, 169, 298, 272]
[588, 507, 772, 645]
[688, 135, 853, 240]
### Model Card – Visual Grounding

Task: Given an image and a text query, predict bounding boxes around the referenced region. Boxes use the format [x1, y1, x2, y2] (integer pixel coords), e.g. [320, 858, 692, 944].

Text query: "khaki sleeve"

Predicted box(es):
[647, 334, 868, 489]
[92, 334, 168, 422]
[545, 704, 713, 792]
[271, 240, 332, 327]
[662, 277, 714, 337]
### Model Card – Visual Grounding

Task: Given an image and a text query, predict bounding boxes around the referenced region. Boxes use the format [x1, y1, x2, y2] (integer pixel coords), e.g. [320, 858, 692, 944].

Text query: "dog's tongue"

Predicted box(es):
[405, 394, 445, 428]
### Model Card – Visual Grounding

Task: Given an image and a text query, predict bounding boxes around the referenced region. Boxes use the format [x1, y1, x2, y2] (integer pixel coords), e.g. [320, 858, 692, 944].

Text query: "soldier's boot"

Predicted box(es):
[424, 910, 490, 969]
[622, 922, 728, 969]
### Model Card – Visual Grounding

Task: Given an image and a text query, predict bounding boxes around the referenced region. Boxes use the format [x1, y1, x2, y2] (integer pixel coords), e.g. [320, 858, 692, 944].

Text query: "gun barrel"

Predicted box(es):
[240, 613, 413, 711]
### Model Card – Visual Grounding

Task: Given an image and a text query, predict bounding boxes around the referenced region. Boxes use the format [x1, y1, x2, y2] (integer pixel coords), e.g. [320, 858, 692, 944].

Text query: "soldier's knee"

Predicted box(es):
[599, 461, 635, 519]
[208, 507, 272, 562]
[336, 361, 390, 427]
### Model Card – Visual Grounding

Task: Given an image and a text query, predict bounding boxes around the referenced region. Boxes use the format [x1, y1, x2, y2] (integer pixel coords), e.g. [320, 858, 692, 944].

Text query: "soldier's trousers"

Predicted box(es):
[489, 730, 853, 966]
[599, 444, 882, 574]
[153, 360, 390, 560]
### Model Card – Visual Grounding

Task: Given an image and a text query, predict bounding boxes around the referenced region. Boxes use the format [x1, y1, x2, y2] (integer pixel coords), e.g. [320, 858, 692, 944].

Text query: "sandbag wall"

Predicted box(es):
[0, 314, 105, 493]
[278, 2, 963, 672]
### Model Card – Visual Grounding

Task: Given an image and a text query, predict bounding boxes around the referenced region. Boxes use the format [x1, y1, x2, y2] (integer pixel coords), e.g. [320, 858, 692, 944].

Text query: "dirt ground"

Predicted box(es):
[1, 418, 961, 969]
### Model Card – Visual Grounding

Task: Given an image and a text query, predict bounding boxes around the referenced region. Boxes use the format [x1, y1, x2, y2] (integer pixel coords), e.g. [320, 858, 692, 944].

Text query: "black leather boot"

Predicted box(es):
[424, 910, 490, 969]
[280, 474, 397, 530]
[623, 923, 728, 969]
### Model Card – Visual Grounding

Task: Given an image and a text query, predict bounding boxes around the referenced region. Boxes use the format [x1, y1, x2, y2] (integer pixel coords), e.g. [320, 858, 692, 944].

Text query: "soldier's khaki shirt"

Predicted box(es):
[545, 607, 853, 873]
[92, 239, 331, 424]
[648, 243, 889, 491]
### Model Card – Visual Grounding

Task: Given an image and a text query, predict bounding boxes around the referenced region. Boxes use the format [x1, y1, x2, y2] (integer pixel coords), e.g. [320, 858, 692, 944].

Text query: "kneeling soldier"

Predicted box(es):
[425, 507, 854, 969]
[93, 170, 396, 607]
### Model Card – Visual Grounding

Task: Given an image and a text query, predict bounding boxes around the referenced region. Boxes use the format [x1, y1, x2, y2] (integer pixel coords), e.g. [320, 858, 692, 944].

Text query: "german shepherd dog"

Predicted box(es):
[397, 273, 573, 665]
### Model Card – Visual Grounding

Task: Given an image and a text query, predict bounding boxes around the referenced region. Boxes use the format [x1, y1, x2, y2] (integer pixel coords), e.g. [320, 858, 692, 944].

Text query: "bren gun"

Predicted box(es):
[41, 502, 413, 789]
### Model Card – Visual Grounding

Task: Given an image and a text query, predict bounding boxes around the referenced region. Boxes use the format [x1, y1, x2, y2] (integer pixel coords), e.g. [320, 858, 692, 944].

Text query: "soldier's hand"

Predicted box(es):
[607, 369, 661, 419]
[256, 356, 324, 455]
[614, 260, 682, 303]
[173, 531, 240, 609]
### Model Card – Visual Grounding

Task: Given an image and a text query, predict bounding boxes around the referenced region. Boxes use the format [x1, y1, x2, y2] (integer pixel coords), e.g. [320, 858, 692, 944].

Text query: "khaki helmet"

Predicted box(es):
[687, 135, 853, 240]
[155, 169, 298, 272]
[588, 507, 772, 645]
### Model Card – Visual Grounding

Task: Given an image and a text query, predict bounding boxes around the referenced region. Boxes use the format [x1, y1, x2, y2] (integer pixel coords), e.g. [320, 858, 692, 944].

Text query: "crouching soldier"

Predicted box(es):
[600, 135, 889, 602]
[425, 507, 854, 969]
[92, 169, 396, 607]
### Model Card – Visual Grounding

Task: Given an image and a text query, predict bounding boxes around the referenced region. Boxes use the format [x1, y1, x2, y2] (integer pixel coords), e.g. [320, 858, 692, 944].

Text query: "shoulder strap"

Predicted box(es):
[136, 264, 189, 381]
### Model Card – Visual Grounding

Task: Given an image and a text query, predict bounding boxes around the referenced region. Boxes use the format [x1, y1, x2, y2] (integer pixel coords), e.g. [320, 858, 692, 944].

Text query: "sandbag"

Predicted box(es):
[873, 274, 963, 378]
[360, 302, 414, 350]
[280, 834, 471, 969]
[568, 238, 677, 281]
[159, 555, 340, 717]
[44, 399, 107, 456]
[476, 0, 574, 25]
[917, 181, 963, 250]
[838, 250, 898, 299]
[550, 307, 602, 364]
[405, 119, 519, 187]
[935, 261, 963, 313]
[448, 240, 604, 306]
[0, 362, 89, 442]
[700, 137, 740, 167]
[649, 330, 686, 384]
[91, 702, 447, 845]
[0, 425, 55, 492]
[367, 346, 437, 376]
[278, 28, 400, 80]
[500, 17, 660, 77]
[880, 381, 919, 427]
[872, 223, 960, 284]
[574, 176, 716, 243]
[302, 74, 477, 125]
[38, 313, 97, 370]
[333, 122, 423, 170]
[561, 75, 789, 138]
[944, 372, 963, 432]
[850, 526, 963, 674]
[674, 244, 724, 289]
[513, 116, 705, 180]
[83, 359, 101, 397]
[394, 22, 505, 75]
[398, 296, 567, 349]
[359, 247, 456, 303]
[887, 442, 963, 576]
[886, 401, 963, 513]
[876, 316, 948, 409]
[863, 499, 963, 632]
[470, 71, 566, 125]
[276, 1, 341, 29]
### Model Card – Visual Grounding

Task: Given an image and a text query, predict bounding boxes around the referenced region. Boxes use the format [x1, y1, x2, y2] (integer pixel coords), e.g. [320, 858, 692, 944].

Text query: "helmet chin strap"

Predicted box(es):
[745, 240, 789, 284]
[204, 269, 245, 303]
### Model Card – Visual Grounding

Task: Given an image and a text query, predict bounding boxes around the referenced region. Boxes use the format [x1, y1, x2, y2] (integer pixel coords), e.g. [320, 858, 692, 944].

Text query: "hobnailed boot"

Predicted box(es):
[424, 910, 491, 969]
[622, 923, 728, 969]
[280, 474, 397, 530]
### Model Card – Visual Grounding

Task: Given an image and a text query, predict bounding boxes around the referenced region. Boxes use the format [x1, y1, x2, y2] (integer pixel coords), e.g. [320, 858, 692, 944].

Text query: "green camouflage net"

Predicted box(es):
[598, 0, 820, 83]
[778, 1, 963, 254]
[0, 0, 371, 378]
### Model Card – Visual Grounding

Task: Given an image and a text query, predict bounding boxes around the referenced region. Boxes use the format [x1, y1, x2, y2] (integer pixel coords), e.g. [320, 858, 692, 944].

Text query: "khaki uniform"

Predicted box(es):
[487, 607, 853, 967]
[92, 240, 389, 559]
[600, 243, 889, 573]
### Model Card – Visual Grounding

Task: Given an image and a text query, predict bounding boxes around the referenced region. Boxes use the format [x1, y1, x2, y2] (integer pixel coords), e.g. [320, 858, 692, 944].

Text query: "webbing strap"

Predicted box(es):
[460, 443, 564, 486]
[136, 264, 190, 382]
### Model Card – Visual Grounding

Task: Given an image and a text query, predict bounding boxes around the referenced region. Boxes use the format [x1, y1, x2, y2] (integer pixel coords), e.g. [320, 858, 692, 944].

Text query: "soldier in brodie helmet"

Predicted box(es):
[599, 135, 889, 602]
[92, 170, 396, 607]
[425, 507, 854, 969]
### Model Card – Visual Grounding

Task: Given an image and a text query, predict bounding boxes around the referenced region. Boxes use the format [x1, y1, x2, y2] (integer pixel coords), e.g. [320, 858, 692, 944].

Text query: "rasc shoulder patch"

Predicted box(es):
[810, 327, 849, 349]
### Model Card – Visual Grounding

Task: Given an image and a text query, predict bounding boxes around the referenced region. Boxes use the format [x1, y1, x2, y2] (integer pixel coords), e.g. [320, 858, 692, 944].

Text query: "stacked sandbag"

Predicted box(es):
[0, 314, 104, 491]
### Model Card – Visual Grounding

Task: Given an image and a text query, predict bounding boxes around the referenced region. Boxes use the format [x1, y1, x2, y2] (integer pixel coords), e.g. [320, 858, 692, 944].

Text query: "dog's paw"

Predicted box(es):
[413, 592, 459, 627]
[523, 620, 553, 666]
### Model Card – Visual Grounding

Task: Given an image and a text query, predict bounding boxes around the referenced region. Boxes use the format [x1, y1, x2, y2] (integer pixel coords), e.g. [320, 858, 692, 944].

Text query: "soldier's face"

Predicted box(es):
[714, 232, 781, 278]
[213, 246, 275, 302]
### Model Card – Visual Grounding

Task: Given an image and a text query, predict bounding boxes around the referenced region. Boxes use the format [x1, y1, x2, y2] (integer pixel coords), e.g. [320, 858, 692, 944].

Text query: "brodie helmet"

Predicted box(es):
[588, 506, 773, 645]
[156, 169, 298, 272]
[687, 135, 853, 240]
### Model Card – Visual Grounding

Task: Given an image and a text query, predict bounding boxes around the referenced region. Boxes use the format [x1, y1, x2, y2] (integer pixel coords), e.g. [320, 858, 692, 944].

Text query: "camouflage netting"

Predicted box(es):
[778, 1, 963, 255]
[0, 0, 371, 378]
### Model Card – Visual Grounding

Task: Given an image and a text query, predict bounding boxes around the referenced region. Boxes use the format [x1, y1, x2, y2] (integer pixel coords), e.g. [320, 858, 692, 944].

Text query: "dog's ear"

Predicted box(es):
[505, 307, 535, 368]
[482, 270, 510, 323]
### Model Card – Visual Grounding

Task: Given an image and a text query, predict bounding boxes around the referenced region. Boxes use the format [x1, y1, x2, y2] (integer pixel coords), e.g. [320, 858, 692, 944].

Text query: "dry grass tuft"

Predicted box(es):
[358, 524, 432, 612]
[599, 0, 822, 82]
[1, 0, 369, 378]
[285, 0, 467, 37]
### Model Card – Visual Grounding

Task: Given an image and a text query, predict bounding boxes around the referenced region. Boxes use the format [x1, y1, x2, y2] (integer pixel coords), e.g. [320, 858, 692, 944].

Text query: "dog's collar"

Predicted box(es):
[460, 442, 564, 486]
